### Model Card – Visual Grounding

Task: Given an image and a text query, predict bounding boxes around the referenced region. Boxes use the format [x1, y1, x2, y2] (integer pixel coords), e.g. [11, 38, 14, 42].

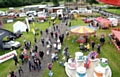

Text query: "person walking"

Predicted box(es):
[28, 59, 32, 72]
[26, 28, 29, 33]
[41, 38, 45, 47]
[19, 53, 24, 65]
[86, 43, 90, 51]
[91, 41, 95, 50]
[34, 36, 37, 43]
[17, 64, 23, 76]
[45, 28, 48, 35]
[39, 50, 44, 60]
[36, 58, 41, 72]
[50, 31, 53, 38]
[57, 43, 61, 53]
[13, 54, 19, 65]
[97, 44, 101, 54]
[47, 63, 53, 72]
[40, 31, 43, 36]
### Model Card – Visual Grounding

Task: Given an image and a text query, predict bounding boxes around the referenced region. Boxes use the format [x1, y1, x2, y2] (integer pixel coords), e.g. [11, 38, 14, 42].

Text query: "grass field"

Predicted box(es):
[0, 16, 120, 77]
[104, 9, 120, 15]
[0, 17, 60, 77]
[41, 17, 120, 77]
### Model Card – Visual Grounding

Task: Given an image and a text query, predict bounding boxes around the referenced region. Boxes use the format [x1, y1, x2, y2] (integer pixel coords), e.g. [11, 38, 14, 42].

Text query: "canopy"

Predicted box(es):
[95, 17, 103, 22]
[112, 30, 120, 41]
[13, 21, 27, 33]
[95, 17, 112, 24]
[0, 29, 16, 50]
[98, 0, 120, 6]
[70, 26, 96, 35]
[100, 19, 112, 24]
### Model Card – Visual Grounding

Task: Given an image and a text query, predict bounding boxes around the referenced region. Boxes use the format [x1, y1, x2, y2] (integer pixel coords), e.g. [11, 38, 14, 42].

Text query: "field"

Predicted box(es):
[41, 17, 120, 77]
[104, 9, 120, 15]
[0, 17, 60, 77]
[0, 16, 120, 77]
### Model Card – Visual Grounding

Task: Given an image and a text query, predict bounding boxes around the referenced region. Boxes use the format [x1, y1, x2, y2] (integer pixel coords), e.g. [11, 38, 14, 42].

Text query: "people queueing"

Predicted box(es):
[13, 54, 19, 65]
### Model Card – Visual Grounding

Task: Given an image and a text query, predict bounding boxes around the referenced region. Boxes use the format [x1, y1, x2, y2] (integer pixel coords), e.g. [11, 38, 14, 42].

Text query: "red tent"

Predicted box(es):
[100, 19, 112, 24]
[95, 17, 103, 22]
[112, 30, 120, 41]
[98, 0, 120, 6]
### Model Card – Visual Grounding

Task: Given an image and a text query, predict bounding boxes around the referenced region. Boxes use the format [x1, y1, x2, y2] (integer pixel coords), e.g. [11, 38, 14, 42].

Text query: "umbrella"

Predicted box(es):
[70, 26, 96, 35]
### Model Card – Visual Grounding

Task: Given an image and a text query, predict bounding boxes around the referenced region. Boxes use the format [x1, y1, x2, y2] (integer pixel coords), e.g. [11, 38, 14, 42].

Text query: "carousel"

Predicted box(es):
[69, 26, 97, 43]
[64, 52, 112, 77]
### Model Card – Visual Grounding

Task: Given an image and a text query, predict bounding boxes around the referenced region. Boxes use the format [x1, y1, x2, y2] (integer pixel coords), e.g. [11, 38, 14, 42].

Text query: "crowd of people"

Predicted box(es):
[7, 16, 70, 77]
[7, 14, 108, 77]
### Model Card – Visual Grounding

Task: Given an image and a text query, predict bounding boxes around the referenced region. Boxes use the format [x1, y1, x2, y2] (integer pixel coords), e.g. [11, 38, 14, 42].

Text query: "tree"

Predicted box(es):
[65, 0, 73, 2]
[52, 0, 59, 6]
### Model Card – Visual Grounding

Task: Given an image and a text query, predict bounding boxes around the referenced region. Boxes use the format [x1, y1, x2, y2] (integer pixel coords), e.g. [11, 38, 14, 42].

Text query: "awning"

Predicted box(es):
[112, 30, 120, 41]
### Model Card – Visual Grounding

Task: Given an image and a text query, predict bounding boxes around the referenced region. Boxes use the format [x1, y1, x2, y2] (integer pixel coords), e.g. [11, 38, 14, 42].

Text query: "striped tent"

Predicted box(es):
[70, 26, 96, 35]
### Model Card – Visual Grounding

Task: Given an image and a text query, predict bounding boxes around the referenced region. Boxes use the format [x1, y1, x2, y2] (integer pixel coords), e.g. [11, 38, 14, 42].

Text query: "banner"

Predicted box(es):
[0, 50, 17, 64]
[25, 18, 30, 31]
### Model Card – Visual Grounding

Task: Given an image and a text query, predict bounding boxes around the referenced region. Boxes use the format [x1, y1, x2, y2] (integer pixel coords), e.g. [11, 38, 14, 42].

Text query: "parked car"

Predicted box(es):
[3, 41, 20, 50]
[50, 13, 56, 20]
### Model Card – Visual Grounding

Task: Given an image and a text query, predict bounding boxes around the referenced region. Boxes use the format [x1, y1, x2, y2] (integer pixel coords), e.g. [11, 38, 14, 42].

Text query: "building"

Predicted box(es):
[64, 0, 87, 9]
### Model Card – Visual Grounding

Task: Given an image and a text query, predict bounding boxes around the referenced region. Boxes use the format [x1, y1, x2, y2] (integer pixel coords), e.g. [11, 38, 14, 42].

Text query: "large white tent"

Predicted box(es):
[13, 21, 28, 33]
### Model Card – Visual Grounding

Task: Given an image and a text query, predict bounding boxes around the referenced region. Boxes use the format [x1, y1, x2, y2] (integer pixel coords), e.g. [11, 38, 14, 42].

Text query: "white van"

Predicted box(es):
[26, 11, 37, 16]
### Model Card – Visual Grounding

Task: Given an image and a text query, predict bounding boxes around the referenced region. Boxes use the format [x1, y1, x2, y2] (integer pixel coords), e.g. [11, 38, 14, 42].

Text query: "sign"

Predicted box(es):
[0, 50, 17, 64]
[7, 19, 13, 23]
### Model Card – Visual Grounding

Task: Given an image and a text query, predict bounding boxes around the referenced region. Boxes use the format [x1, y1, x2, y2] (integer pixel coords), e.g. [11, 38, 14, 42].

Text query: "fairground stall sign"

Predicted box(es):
[0, 50, 17, 63]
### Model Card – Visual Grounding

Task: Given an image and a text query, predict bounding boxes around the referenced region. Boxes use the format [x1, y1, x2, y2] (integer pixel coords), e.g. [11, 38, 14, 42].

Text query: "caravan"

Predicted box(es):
[57, 9, 63, 20]
[38, 12, 47, 21]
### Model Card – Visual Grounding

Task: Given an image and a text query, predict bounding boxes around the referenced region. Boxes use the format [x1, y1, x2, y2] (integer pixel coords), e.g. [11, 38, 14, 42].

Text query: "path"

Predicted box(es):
[16, 20, 69, 77]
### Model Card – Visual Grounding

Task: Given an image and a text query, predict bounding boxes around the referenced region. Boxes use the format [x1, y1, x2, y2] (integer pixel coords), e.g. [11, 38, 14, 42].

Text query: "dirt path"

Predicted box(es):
[16, 20, 69, 77]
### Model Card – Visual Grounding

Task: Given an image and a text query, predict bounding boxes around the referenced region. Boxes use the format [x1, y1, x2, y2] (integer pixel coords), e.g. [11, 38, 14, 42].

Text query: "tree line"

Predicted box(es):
[0, 0, 43, 7]
[0, 0, 98, 8]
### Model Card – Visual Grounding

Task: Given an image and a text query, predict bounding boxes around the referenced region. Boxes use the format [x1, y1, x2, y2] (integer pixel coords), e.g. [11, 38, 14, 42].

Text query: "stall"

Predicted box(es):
[95, 17, 112, 29]
[111, 29, 120, 52]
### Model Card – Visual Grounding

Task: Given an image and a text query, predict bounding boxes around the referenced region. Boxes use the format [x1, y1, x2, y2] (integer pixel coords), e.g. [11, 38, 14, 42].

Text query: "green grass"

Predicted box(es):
[0, 16, 120, 77]
[41, 18, 120, 77]
[0, 17, 60, 77]
[104, 9, 120, 15]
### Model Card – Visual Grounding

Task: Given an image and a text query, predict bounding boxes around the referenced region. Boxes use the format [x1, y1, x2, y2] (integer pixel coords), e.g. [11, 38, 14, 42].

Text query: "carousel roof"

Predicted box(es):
[70, 26, 96, 35]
